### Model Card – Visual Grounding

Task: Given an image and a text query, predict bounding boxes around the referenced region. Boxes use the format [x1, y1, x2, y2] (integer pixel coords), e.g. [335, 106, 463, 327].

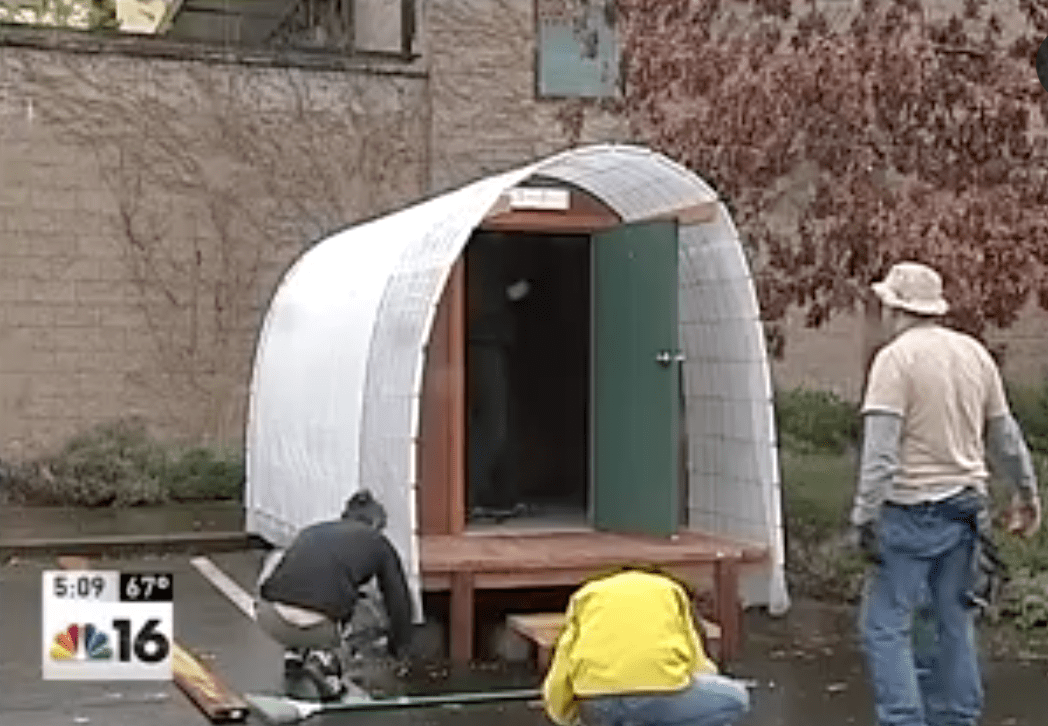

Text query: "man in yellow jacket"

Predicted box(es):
[543, 568, 750, 726]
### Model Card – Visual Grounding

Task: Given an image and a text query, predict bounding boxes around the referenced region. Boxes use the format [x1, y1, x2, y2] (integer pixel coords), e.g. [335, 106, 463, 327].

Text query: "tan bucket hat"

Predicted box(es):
[871, 261, 949, 316]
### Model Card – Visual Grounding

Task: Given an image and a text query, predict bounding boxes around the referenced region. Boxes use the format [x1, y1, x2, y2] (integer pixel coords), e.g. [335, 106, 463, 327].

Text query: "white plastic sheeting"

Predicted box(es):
[245, 144, 790, 617]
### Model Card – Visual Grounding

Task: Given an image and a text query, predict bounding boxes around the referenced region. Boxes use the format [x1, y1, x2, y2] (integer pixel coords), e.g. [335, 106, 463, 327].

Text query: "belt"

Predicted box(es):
[884, 486, 982, 511]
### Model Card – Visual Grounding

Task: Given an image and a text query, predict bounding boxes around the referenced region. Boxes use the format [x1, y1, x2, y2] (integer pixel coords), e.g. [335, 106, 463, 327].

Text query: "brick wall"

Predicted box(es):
[985, 300, 1048, 388]
[0, 6, 631, 461]
[0, 35, 429, 460]
[772, 299, 1048, 402]
[425, 0, 629, 193]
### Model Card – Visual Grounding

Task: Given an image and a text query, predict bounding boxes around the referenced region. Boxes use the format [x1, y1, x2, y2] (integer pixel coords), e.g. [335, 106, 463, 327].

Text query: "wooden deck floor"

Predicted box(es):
[420, 529, 769, 663]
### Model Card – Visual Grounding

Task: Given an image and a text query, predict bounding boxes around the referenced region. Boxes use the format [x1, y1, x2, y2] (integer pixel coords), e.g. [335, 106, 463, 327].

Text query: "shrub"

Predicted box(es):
[1008, 379, 1048, 457]
[164, 446, 244, 502]
[0, 418, 243, 507]
[775, 387, 860, 455]
[777, 385, 1048, 622]
[23, 419, 167, 506]
[784, 517, 868, 603]
[779, 445, 865, 602]
[995, 477, 1048, 632]
[999, 567, 1048, 631]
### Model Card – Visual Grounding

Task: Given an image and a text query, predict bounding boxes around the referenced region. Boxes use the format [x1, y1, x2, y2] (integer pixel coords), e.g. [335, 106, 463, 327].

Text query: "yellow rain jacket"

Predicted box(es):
[542, 570, 718, 726]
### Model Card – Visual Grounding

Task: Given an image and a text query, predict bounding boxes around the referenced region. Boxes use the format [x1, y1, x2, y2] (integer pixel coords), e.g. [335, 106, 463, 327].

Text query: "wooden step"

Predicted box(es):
[506, 611, 722, 669]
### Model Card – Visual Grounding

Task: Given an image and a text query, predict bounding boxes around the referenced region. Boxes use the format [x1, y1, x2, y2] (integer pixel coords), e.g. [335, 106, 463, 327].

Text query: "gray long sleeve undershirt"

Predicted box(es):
[851, 412, 902, 527]
[986, 414, 1039, 502]
[850, 412, 1039, 526]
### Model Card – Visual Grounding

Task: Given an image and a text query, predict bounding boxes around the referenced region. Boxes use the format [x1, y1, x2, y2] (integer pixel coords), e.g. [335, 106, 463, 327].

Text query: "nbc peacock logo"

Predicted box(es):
[49, 623, 114, 662]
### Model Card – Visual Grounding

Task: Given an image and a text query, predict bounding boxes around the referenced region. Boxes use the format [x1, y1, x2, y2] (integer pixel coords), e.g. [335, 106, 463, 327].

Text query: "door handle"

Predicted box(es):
[655, 351, 686, 366]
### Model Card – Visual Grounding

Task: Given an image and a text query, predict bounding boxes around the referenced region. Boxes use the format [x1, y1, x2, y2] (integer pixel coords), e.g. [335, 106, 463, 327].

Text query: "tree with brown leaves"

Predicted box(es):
[616, 0, 1048, 357]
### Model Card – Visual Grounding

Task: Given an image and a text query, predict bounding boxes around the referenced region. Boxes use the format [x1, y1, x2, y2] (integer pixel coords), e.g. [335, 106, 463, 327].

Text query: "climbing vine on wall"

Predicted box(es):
[9, 51, 425, 441]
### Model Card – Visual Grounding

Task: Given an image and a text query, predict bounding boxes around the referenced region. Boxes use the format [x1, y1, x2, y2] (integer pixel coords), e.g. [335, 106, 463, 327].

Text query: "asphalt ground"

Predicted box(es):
[2, 500, 1048, 724]
[3, 548, 1046, 726]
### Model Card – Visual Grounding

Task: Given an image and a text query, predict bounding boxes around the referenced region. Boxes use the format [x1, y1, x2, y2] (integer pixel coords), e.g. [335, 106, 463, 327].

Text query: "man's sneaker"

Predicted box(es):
[307, 649, 342, 677]
[283, 650, 306, 675]
[303, 650, 345, 702]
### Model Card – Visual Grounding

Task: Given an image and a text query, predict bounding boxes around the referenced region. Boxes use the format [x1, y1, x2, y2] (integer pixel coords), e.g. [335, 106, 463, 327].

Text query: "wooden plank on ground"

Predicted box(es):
[505, 612, 563, 670]
[56, 555, 92, 570]
[506, 612, 722, 670]
[172, 642, 250, 723]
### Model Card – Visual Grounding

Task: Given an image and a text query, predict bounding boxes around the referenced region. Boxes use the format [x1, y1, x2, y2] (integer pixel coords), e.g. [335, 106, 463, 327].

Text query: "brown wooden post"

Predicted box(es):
[712, 557, 741, 661]
[447, 259, 466, 535]
[417, 258, 466, 536]
[450, 570, 475, 663]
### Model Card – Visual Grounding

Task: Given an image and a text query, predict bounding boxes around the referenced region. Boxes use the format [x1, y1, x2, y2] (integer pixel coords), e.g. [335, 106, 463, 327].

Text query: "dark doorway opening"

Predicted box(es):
[465, 230, 590, 529]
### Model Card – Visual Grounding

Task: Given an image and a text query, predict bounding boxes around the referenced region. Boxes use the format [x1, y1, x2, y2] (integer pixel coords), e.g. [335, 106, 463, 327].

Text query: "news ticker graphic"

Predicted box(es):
[42, 570, 173, 680]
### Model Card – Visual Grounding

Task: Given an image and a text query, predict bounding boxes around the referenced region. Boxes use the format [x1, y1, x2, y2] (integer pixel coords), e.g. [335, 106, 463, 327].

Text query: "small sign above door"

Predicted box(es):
[507, 187, 571, 211]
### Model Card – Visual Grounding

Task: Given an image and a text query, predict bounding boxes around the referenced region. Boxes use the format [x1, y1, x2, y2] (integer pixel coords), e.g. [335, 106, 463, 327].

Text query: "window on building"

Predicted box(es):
[536, 0, 620, 99]
[0, 0, 176, 33]
[0, 0, 418, 57]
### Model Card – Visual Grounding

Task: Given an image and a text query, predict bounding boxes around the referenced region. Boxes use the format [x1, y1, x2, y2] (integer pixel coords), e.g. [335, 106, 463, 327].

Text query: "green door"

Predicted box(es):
[591, 220, 680, 536]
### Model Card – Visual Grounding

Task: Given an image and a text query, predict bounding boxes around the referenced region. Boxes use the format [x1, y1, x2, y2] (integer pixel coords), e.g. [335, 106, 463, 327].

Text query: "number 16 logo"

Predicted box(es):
[112, 618, 170, 663]
[50, 619, 170, 664]
[43, 605, 172, 680]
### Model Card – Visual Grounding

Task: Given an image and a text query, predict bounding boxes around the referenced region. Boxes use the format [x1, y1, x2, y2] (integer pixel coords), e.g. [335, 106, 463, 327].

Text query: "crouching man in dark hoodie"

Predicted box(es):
[255, 490, 414, 701]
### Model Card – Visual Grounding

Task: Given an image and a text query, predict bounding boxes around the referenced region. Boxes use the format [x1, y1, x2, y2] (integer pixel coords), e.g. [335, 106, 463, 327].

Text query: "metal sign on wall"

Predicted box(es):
[536, 0, 619, 98]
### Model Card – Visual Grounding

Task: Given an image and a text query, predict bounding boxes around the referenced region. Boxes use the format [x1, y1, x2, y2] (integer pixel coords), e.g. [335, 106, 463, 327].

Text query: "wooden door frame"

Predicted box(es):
[417, 259, 467, 535]
[414, 185, 714, 536]
[416, 186, 622, 536]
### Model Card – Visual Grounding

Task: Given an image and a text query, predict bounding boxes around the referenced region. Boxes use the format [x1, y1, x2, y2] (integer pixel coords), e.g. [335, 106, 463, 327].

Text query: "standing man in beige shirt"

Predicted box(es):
[851, 262, 1042, 726]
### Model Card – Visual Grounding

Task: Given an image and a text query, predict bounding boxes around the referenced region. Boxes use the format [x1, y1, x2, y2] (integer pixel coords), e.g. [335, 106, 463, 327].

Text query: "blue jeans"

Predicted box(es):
[579, 674, 750, 726]
[860, 491, 984, 726]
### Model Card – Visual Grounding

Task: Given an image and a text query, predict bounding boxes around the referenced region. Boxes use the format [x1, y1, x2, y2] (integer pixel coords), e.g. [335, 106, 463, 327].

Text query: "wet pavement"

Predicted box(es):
[1, 505, 1046, 725]
[3, 548, 1047, 726]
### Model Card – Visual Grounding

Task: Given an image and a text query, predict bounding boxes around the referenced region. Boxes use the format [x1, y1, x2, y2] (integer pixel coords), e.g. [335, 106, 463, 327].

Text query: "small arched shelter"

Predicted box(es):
[246, 144, 790, 658]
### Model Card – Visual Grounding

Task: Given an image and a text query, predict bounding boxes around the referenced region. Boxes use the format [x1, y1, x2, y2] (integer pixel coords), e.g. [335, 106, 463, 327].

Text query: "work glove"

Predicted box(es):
[1006, 490, 1043, 539]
